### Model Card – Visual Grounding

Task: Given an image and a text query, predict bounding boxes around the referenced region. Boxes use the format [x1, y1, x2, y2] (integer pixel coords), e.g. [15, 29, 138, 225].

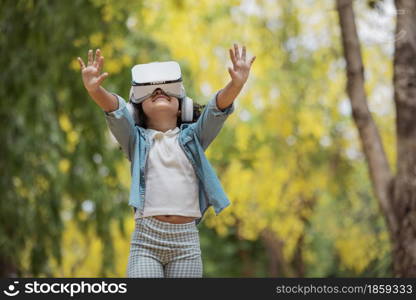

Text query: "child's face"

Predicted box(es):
[142, 88, 180, 120]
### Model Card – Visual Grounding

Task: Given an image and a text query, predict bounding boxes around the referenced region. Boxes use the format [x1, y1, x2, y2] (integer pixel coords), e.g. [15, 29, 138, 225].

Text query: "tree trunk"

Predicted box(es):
[392, 0, 416, 277]
[235, 219, 255, 277]
[237, 248, 255, 277]
[0, 256, 18, 277]
[336, 0, 416, 277]
[290, 195, 316, 277]
[336, 0, 396, 236]
[292, 233, 305, 277]
[260, 228, 291, 277]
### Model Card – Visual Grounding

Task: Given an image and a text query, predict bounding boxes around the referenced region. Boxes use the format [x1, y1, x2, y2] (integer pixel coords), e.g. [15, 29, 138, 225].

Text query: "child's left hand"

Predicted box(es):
[228, 43, 256, 87]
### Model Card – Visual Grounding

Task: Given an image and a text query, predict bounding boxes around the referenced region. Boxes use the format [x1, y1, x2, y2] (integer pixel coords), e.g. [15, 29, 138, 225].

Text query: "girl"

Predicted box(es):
[77, 44, 256, 277]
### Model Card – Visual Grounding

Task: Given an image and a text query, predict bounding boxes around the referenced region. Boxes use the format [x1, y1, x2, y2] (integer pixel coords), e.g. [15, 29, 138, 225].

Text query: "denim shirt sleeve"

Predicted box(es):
[103, 93, 137, 162]
[193, 89, 235, 150]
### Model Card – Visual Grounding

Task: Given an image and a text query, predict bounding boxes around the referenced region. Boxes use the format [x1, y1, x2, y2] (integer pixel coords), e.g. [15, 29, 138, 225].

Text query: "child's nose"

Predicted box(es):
[153, 88, 164, 95]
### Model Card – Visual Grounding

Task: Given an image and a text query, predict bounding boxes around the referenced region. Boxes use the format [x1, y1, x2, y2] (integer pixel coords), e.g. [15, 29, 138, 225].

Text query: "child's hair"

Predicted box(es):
[132, 98, 206, 128]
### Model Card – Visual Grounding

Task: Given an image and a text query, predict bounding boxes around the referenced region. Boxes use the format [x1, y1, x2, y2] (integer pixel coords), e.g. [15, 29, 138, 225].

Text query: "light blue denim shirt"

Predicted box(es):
[103, 90, 235, 226]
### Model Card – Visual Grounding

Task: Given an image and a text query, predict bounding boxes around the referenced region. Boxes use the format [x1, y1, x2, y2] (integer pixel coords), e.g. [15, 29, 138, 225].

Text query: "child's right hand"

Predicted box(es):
[77, 49, 108, 92]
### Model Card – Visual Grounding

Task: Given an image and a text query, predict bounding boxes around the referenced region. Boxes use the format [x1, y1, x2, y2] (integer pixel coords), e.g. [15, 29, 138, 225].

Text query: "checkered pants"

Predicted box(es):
[126, 216, 203, 278]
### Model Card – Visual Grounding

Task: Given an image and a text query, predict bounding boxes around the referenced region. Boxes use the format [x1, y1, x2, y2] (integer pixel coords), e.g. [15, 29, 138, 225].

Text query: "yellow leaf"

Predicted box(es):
[59, 159, 71, 173]
[59, 114, 72, 132]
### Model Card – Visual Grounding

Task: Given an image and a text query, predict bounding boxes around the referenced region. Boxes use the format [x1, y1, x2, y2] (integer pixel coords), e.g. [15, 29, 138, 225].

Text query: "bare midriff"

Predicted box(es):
[152, 215, 196, 224]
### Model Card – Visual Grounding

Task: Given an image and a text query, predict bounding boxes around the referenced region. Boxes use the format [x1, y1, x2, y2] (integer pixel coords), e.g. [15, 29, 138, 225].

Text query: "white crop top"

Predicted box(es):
[134, 126, 201, 219]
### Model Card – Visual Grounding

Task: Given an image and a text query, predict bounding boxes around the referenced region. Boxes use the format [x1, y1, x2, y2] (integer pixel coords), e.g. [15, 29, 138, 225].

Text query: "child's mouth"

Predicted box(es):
[153, 96, 170, 102]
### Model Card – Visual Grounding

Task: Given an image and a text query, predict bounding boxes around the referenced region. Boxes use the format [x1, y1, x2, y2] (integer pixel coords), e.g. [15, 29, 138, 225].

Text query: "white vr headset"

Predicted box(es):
[126, 61, 194, 123]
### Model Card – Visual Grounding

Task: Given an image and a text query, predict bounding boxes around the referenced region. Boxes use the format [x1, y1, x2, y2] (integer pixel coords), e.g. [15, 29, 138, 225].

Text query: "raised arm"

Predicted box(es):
[217, 44, 256, 109]
[78, 49, 118, 112]
[194, 44, 256, 150]
[78, 49, 137, 161]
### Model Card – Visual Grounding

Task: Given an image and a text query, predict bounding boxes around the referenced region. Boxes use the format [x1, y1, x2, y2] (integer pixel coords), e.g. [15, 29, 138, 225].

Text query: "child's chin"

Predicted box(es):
[151, 107, 178, 115]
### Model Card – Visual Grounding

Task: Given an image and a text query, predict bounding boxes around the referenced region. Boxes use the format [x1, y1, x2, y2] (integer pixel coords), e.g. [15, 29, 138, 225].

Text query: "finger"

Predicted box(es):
[234, 43, 240, 60]
[97, 56, 104, 73]
[249, 56, 256, 66]
[242, 45, 246, 61]
[77, 57, 86, 70]
[87, 49, 93, 66]
[97, 72, 108, 85]
[93, 49, 100, 68]
[229, 48, 237, 67]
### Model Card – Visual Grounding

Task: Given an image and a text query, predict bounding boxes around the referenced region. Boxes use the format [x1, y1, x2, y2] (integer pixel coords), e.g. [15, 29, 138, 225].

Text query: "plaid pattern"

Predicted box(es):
[127, 216, 202, 278]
